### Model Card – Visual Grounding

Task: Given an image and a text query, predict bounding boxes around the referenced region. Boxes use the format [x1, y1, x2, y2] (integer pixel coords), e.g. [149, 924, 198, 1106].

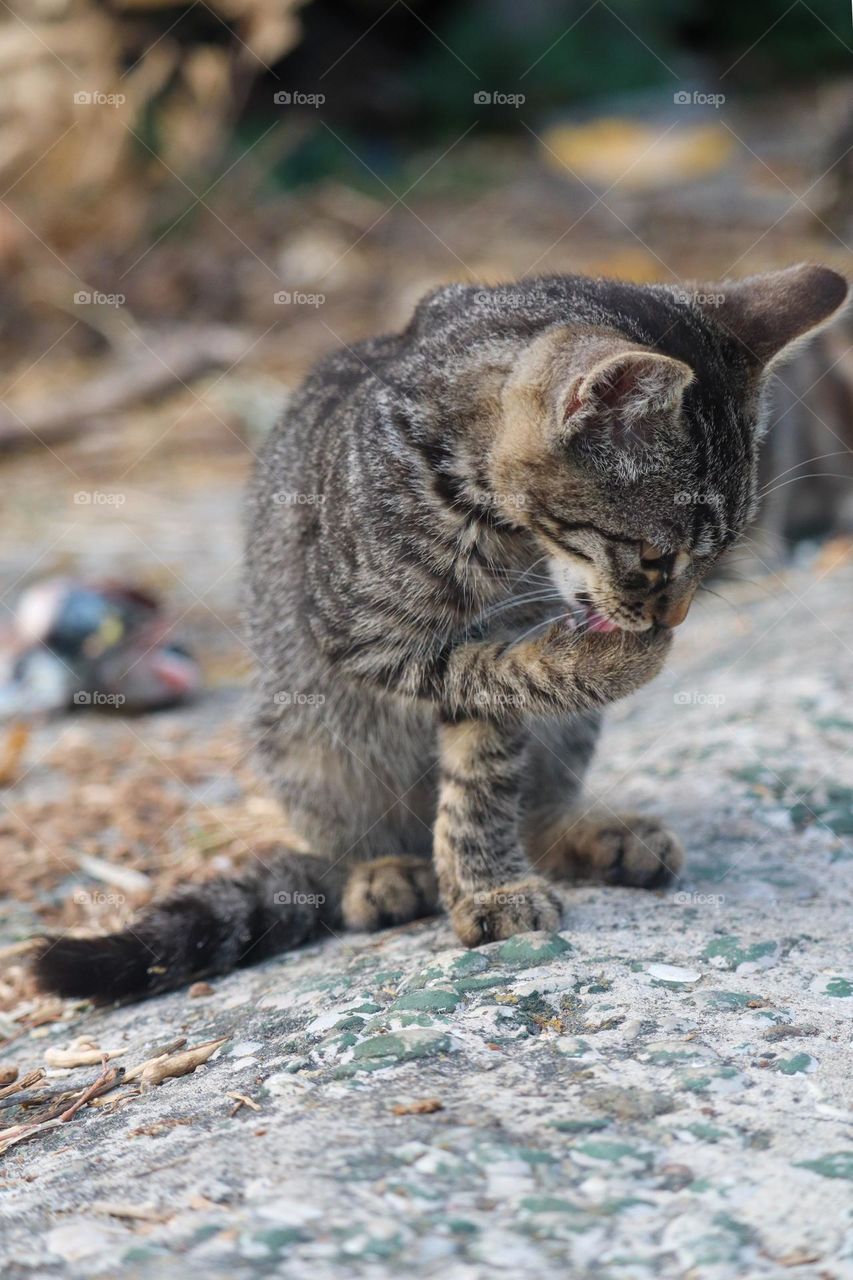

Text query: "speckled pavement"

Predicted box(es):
[1, 556, 852, 1280]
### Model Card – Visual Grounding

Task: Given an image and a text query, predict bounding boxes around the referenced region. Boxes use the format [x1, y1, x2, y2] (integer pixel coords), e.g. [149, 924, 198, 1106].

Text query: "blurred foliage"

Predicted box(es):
[0, 0, 848, 327]
[265, 0, 851, 182]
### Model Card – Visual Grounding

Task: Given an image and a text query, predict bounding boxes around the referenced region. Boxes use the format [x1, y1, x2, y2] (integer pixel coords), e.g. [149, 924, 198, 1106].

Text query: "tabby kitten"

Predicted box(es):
[34, 264, 847, 999]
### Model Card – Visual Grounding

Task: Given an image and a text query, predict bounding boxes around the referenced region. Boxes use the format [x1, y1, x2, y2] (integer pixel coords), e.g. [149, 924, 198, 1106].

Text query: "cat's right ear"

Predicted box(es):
[561, 349, 693, 446]
[698, 263, 849, 369]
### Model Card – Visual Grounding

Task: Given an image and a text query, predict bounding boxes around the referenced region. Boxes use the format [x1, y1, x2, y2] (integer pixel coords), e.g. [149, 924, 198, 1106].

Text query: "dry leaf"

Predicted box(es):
[226, 1091, 261, 1114]
[123, 1054, 167, 1084]
[391, 1098, 444, 1116]
[777, 1249, 822, 1267]
[44, 1045, 125, 1068]
[188, 1193, 219, 1211]
[91, 1201, 171, 1223]
[139, 1036, 228, 1087]
[0, 722, 29, 786]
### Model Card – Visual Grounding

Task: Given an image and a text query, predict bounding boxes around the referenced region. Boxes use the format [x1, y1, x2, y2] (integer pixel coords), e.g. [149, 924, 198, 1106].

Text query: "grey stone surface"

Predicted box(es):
[1, 557, 852, 1279]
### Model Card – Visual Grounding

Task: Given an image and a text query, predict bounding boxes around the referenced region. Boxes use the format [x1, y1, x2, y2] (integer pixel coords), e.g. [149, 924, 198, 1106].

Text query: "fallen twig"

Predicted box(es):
[391, 1098, 444, 1116]
[0, 1068, 44, 1101]
[0, 1060, 118, 1156]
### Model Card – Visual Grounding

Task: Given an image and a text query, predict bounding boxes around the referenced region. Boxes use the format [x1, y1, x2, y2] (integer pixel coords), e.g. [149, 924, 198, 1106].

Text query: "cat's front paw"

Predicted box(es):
[544, 624, 673, 706]
[450, 877, 563, 947]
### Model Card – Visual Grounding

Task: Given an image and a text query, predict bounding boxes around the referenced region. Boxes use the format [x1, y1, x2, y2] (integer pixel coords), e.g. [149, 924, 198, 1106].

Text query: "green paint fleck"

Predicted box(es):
[825, 977, 852, 998]
[646, 1046, 706, 1063]
[391, 988, 461, 1013]
[450, 951, 492, 975]
[684, 1122, 726, 1142]
[351, 1030, 451, 1063]
[496, 932, 572, 968]
[816, 716, 853, 732]
[601, 1197, 655, 1214]
[796, 1152, 853, 1181]
[452, 974, 507, 993]
[123, 1247, 169, 1264]
[679, 1074, 712, 1093]
[574, 1140, 652, 1166]
[704, 990, 767, 1009]
[520, 1197, 583, 1214]
[773, 1053, 816, 1075]
[405, 952, 490, 990]
[702, 936, 778, 971]
[253, 1227, 306, 1251]
[550, 1117, 609, 1134]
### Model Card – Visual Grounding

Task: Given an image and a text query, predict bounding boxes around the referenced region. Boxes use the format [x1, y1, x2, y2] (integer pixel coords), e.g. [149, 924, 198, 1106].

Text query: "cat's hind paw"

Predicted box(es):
[583, 814, 683, 888]
[450, 877, 563, 947]
[531, 810, 684, 889]
[342, 856, 438, 931]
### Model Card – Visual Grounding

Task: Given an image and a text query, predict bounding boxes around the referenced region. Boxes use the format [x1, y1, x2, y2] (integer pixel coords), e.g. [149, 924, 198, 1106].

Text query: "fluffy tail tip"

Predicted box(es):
[32, 931, 164, 1001]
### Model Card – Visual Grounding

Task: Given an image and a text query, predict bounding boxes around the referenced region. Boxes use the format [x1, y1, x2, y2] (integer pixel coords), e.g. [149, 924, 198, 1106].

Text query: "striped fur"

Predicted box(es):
[33, 266, 848, 998]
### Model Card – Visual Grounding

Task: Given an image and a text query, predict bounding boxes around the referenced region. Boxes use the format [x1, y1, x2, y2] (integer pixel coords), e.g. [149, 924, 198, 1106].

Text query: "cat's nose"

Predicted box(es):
[654, 589, 695, 628]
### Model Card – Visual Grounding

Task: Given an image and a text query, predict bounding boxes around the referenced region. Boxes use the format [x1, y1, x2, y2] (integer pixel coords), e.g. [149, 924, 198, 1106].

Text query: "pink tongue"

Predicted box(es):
[586, 609, 619, 633]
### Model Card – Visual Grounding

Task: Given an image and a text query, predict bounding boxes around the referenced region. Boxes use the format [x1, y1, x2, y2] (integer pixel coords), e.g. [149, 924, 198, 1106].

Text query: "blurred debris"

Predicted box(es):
[0, 722, 29, 786]
[0, 326, 250, 455]
[0, 1058, 118, 1156]
[0, 577, 201, 719]
[0, 0, 307, 268]
[75, 853, 152, 897]
[540, 117, 733, 189]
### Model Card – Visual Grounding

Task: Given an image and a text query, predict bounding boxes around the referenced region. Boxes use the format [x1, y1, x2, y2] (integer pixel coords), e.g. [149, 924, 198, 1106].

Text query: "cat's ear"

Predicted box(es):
[698, 263, 848, 368]
[562, 349, 694, 448]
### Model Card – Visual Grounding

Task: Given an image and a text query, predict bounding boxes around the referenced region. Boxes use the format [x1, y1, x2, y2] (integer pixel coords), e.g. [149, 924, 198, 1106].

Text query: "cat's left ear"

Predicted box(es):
[696, 263, 849, 369]
[563, 349, 694, 448]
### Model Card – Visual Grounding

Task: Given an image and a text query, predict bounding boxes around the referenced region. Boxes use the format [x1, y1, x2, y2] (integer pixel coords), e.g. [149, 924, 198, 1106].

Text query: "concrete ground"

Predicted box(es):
[1, 551, 852, 1279]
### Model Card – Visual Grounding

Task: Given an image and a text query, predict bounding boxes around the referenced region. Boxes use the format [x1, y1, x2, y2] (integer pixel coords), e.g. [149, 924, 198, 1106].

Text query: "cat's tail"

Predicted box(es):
[32, 848, 342, 1001]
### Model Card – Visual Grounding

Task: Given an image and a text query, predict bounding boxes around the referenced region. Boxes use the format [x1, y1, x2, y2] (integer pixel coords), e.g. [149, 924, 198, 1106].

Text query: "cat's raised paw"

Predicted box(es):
[450, 877, 563, 947]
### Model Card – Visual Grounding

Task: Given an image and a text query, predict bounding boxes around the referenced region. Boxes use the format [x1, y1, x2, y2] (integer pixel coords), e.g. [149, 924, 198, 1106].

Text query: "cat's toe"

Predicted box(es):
[599, 817, 684, 889]
[450, 878, 564, 947]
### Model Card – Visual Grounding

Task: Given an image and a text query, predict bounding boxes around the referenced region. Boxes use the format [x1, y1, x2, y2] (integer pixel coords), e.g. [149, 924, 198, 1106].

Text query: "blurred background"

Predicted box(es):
[0, 0, 851, 1000]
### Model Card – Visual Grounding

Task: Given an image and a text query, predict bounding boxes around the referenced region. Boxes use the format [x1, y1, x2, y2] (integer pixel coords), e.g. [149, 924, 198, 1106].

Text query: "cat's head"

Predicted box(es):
[491, 264, 848, 632]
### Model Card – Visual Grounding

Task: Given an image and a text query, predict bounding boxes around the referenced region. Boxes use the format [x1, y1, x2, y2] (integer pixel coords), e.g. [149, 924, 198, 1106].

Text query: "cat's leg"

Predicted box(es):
[341, 856, 439, 930]
[250, 684, 440, 947]
[435, 718, 563, 946]
[522, 714, 683, 889]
